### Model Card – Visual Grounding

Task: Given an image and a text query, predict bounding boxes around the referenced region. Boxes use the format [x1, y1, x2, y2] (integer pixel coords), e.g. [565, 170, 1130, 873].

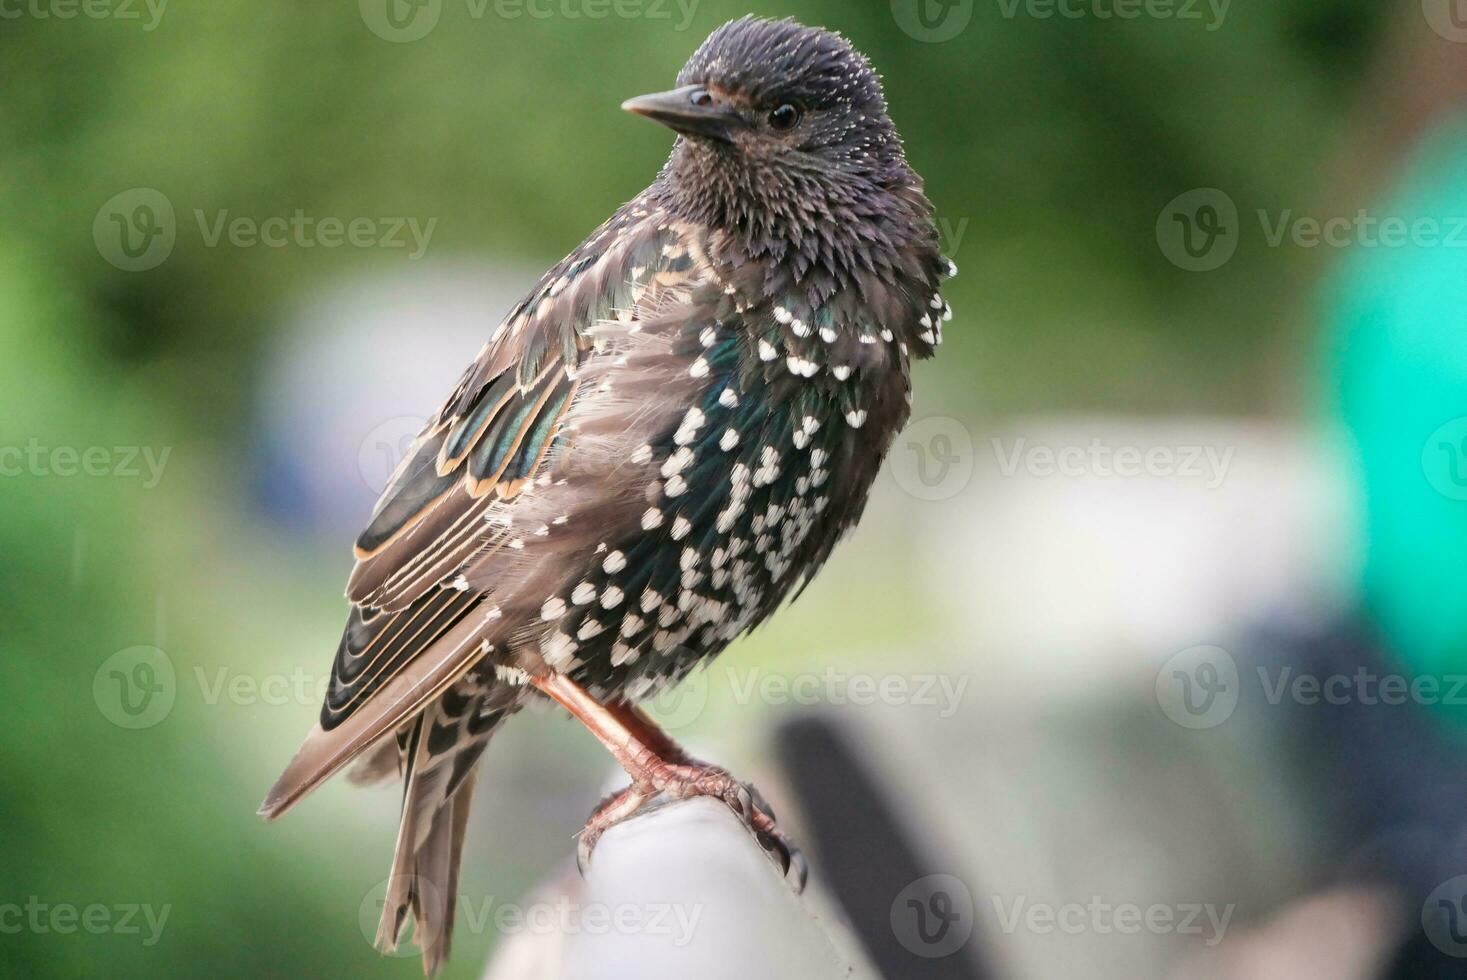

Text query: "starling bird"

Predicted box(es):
[260, 15, 951, 973]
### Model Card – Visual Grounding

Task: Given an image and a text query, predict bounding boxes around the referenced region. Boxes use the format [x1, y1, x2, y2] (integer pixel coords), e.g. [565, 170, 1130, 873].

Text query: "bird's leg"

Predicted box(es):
[529, 672, 805, 890]
[600, 696, 695, 764]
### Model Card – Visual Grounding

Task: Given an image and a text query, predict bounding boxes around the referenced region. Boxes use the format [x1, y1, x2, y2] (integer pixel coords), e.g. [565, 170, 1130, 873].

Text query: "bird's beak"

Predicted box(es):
[621, 85, 743, 143]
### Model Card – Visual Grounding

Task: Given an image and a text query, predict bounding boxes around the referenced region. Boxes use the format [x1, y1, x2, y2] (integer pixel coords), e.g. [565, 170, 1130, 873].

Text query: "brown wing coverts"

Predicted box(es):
[322, 202, 684, 731]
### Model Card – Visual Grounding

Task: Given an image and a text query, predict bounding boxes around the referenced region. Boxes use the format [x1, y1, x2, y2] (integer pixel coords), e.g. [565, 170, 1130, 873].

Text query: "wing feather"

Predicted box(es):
[262, 201, 700, 818]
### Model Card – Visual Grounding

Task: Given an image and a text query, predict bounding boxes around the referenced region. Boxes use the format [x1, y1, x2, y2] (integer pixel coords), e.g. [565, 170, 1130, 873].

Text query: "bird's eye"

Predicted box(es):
[689, 88, 713, 107]
[767, 103, 802, 131]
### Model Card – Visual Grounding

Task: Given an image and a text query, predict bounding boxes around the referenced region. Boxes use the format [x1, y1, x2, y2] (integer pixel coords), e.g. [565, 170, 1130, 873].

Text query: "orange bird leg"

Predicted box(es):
[528, 672, 805, 888]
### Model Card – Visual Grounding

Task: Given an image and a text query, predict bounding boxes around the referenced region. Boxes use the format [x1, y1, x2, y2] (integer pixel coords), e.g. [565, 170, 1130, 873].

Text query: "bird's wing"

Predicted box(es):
[261, 201, 713, 817]
[347, 202, 685, 613]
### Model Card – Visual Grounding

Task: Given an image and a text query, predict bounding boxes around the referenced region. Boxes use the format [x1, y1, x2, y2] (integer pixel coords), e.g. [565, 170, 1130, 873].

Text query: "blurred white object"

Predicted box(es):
[884, 416, 1359, 708]
[254, 259, 534, 535]
[483, 797, 876, 980]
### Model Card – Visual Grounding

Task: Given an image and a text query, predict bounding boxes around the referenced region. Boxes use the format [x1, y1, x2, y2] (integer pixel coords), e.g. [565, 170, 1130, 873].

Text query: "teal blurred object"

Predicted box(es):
[1324, 112, 1467, 724]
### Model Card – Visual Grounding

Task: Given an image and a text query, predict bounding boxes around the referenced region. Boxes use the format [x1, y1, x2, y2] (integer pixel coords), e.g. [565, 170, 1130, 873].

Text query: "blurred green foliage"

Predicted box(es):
[2, 0, 1392, 976]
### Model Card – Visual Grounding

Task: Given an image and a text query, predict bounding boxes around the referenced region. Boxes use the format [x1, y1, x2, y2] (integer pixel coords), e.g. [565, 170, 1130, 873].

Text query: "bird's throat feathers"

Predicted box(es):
[654, 136, 935, 305]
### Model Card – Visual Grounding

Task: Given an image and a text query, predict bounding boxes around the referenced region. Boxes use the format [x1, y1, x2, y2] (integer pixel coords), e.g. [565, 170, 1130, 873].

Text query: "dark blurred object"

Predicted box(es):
[1248, 617, 1467, 900]
[777, 715, 991, 980]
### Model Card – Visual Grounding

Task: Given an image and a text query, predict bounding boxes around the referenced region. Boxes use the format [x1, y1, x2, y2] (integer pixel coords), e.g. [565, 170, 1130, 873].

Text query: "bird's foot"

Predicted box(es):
[528, 674, 805, 891]
[576, 782, 652, 874]
[653, 762, 807, 892]
[576, 762, 806, 893]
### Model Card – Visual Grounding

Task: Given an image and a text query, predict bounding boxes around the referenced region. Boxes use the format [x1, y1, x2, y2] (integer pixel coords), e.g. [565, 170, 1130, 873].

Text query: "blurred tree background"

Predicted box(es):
[1, 0, 1396, 976]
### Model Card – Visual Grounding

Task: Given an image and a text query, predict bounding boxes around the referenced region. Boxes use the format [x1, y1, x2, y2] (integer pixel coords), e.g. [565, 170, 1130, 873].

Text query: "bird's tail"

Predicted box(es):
[374, 695, 512, 975]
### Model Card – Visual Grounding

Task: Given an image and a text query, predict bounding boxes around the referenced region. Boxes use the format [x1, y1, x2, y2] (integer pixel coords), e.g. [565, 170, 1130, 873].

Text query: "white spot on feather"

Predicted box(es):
[674, 407, 705, 446]
[661, 446, 694, 478]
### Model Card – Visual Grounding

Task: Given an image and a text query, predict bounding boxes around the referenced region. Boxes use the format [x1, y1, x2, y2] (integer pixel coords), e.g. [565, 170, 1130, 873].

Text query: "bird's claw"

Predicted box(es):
[664, 767, 806, 894]
[757, 827, 809, 893]
[573, 769, 806, 893]
[576, 829, 596, 877]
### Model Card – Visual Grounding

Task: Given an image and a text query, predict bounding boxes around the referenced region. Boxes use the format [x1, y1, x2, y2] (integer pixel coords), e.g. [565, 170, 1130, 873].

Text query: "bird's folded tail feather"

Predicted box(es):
[257, 608, 491, 821]
[376, 702, 506, 976]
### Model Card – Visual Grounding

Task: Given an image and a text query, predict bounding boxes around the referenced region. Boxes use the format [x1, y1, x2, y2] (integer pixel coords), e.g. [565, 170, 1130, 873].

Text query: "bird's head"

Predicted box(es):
[625, 16, 923, 265]
[623, 16, 899, 173]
